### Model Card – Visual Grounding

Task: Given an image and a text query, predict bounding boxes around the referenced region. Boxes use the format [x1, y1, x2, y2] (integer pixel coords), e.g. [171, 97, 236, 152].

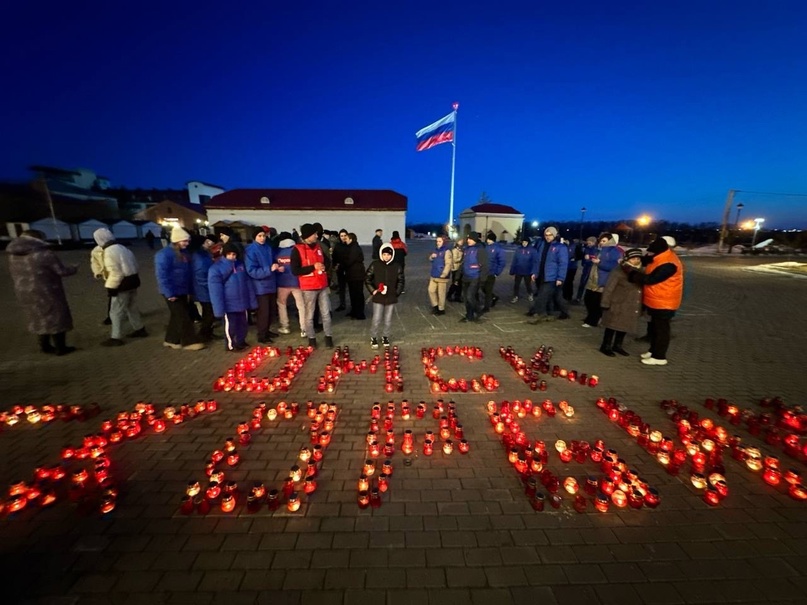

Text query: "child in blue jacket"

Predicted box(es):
[208, 243, 258, 352]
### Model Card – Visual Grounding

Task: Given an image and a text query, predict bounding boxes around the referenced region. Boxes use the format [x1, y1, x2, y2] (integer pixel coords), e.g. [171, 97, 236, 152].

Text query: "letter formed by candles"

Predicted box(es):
[316, 346, 404, 395]
[213, 345, 313, 394]
[421, 345, 498, 394]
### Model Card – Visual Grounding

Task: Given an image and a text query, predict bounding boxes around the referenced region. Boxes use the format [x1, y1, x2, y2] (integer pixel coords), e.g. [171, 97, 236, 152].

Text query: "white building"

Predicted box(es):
[187, 181, 225, 206]
[205, 189, 407, 245]
[458, 203, 525, 243]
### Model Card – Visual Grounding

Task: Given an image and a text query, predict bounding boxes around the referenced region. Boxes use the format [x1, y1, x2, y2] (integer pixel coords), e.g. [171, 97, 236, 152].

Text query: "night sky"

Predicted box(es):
[3, 1, 807, 228]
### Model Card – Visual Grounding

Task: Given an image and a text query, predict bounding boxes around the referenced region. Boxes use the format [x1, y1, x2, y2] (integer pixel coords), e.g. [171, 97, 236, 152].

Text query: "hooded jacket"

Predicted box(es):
[274, 237, 300, 288]
[208, 257, 258, 317]
[92, 228, 140, 292]
[155, 245, 193, 298]
[7, 235, 77, 334]
[586, 236, 623, 291]
[487, 241, 506, 276]
[245, 239, 278, 294]
[365, 243, 405, 304]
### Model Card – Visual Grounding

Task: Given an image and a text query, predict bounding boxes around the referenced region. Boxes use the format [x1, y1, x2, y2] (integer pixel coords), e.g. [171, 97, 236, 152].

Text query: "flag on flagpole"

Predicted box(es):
[415, 112, 455, 152]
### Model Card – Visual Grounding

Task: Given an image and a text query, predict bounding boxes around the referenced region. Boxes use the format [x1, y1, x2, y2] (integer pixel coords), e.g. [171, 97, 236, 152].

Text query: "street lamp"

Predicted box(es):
[636, 215, 651, 245]
[734, 203, 744, 227]
[579, 207, 586, 240]
[750, 218, 765, 248]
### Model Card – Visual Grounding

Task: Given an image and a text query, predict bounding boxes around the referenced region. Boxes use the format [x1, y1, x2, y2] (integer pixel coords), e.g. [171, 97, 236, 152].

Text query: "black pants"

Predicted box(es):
[448, 270, 463, 301]
[165, 296, 199, 346]
[347, 280, 366, 319]
[563, 267, 577, 301]
[462, 278, 481, 319]
[483, 275, 497, 309]
[256, 293, 278, 339]
[648, 310, 674, 360]
[601, 328, 626, 350]
[337, 270, 347, 306]
[512, 274, 533, 297]
[199, 301, 215, 341]
[583, 290, 603, 326]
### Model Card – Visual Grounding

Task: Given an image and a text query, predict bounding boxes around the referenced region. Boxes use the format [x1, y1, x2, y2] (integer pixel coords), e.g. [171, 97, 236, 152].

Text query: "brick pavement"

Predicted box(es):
[0, 241, 806, 604]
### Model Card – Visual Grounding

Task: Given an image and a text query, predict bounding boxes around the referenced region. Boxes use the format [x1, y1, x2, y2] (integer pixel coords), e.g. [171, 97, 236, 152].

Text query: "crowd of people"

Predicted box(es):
[7, 223, 683, 365]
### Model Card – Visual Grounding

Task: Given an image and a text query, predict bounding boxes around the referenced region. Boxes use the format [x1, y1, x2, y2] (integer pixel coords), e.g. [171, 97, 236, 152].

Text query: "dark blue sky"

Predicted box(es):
[3, 1, 807, 227]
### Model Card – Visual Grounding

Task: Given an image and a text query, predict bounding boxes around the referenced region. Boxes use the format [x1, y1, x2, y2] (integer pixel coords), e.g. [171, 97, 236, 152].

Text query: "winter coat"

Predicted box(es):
[365, 244, 404, 304]
[332, 241, 348, 272]
[208, 258, 258, 318]
[245, 241, 278, 295]
[510, 244, 537, 275]
[600, 262, 643, 333]
[92, 230, 140, 293]
[487, 242, 506, 276]
[275, 239, 300, 288]
[450, 244, 464, 272]
[343, 241, 366, 281]
[462, 243, 489, 281]
[532, 239, 569, 283]
[7, 235, 77, 335]
[390, 237, 408, 266]
[191, 250, 214, 303]
[155, 245, 193, 298]
[371, 235, 383, 260]
[429, 243, 452, 281]
[639, 249, 684, 311]
[586, 241, 623, 291]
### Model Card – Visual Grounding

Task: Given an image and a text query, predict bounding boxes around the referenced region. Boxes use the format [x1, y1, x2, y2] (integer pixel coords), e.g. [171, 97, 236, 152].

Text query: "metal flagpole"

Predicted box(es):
[448, 102, 458, 236]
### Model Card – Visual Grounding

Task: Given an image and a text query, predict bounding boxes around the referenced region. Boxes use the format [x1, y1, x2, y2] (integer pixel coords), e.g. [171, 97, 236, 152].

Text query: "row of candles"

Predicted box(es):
[317, 346, 404, 394]
[213, 346, 313, 393]
[1, 403, 101, 428]
[183, 400, 338, 514]
[359, 399, 470, 508]
[703, 397, 806, 461]
[1, 399, 219, 518]
[489, 398, 575, 424]
[486, 400, 659, 512]
[499, 345, 599, 390]
[420, 347, 498, 393]
[660, 400, 807, 502]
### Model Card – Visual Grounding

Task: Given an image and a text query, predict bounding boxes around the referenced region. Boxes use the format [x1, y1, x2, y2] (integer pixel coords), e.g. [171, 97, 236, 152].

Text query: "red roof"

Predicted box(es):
[469, 203, 523, 215]
[207, 189, 407, 211]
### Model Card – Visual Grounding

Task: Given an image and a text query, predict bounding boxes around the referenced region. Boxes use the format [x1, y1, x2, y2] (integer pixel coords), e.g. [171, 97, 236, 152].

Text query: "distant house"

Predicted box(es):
[205, 189, 407, 244]
[458, 203, 524, 243]
[133, 199, 207, 230]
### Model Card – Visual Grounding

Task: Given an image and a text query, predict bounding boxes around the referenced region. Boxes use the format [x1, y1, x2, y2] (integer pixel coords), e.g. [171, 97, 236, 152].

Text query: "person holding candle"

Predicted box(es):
[208, 242, 257, 352]
[155, 227, 205, 350]
[274, 232, 306, 337]
[623, 236, 684, 366]
[427, 233, 453, 315]
[7, 229, 78, 355]
[291, 223, 333, 349]
[460, 232, 488, 322]
[581, 232, 623, 328]
[92, 227, 146, 347]
[598, 248, 644, 356]
[245, 227, 280, 343]
[365, 243, 404, 348]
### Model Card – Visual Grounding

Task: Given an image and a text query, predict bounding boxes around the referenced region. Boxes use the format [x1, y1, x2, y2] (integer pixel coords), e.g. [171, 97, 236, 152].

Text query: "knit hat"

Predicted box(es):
[93, 227, 115, 246]
[624, 248, 643, 260]
[544, 226, 558, 237]
[467, 231, 481, 243]
[379, 243, 395, 264]
[521, 234, 531, 243]
[662, 235, 677, 248]
[277, 231, 292, 242]
[486, 231, 497, 242]
[171, 227, 191, 243]
[300, 223, 317, 240]
[253, 227, 267, 239]
[222, 242, 240, 258]
[647, 238, 669, 254]
[586, 236, 597, 246]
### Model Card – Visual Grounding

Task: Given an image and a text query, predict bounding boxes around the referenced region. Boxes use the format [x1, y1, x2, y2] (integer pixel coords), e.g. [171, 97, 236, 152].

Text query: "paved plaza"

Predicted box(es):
[0, 240, 806, 605]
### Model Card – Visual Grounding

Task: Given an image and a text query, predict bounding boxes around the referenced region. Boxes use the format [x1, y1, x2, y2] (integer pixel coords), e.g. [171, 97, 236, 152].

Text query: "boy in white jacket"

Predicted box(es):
[92, 228, 147, 346]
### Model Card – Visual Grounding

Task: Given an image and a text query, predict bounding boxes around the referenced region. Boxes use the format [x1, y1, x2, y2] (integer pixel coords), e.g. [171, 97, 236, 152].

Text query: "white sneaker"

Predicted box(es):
[640, 352, 653, 359]
[528, 295, 534, 302]
[301, 331, 307, 338]
[510, 296, 519, 304]
[641, 357, 668, 366]
[182, 343, 206, 351]
[581, 323, 593, 328]
[278, 327, 291, 335]
[163, 341, 182, 350]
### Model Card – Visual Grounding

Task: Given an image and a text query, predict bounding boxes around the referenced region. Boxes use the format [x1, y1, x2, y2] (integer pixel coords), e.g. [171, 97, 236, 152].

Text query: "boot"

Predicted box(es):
[612, 332, 630, 356]
[600, 345, 616, 357]
[38, 334, 56, 354]
[600, 329, 616, 357]
[53, 332, 76, 356]
[324, 336, 334, 348]
[431, 305, 439, 314]
[308, 338, 317, 349]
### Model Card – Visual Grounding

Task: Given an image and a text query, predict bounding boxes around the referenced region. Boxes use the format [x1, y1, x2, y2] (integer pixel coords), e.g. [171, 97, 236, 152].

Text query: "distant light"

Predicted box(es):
[531, 221, 539, 228]
[637, 215, 651, 226]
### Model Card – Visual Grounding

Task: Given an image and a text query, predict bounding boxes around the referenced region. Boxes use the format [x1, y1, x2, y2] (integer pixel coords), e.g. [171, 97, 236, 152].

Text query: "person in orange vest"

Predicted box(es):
[291, 223, 333, 349]
[624, 236, 684, 366]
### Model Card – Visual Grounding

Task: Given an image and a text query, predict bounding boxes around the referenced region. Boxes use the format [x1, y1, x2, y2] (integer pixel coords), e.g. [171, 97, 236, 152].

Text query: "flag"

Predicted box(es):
[415, 112, 455, 152]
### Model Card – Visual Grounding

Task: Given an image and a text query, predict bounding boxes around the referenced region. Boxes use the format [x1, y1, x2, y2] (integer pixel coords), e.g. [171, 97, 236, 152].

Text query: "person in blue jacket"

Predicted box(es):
[245, 227, 279, 343]
[190, 235, 216, 342]
[274, 232, 306, 337]
[154, 227, 204, 350]
[527, 226, 569, 322]
[582, 232, 624, 328]
[574, 236, 598, 304]
[460, 232, 488, 322]
[208, 242, 257, 352]
[482, 231, 505, 313]
[510, 234, 537, 304]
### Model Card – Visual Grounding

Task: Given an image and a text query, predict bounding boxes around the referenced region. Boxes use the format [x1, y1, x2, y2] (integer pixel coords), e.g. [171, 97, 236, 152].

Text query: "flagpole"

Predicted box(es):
[448, 102, 458, 235]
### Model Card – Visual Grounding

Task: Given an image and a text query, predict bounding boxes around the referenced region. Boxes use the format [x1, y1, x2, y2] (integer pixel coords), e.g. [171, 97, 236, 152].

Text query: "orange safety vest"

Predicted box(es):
[643, 249, 684, 310]
[295, 243, 328, 291]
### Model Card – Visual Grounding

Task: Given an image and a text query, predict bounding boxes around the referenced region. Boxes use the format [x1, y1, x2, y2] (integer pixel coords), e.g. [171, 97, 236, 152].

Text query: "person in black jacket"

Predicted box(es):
[331, 229, 349, 311]
[344, 232, 366, 319]
[371, 229, 383, 260]
[364, 243, 404, 348]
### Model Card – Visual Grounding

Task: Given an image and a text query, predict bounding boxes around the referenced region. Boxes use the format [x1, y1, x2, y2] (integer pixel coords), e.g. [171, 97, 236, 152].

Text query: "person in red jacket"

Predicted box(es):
[291, 223, 333, 349]
[623, 237, 684, 366]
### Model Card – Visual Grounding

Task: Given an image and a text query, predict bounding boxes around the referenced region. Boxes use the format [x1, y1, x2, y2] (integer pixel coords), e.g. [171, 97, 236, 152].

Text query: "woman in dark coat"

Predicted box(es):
[7, 230, 78, 355]
[344, 232, 367, 319]
[599, 248, 644, 356]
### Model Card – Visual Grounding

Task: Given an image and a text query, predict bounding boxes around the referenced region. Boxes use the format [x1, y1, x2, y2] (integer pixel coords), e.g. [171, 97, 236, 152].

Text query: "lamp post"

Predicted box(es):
[750, 218, 765, 248]
[636, 215, 651, 245]
[734, 203, 744, 227]
[579, 207, 586, 240]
